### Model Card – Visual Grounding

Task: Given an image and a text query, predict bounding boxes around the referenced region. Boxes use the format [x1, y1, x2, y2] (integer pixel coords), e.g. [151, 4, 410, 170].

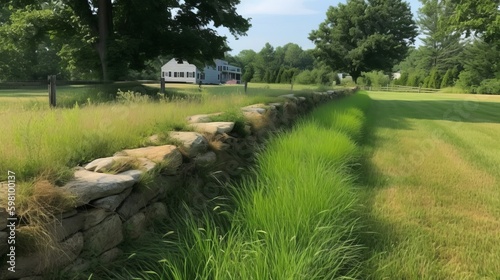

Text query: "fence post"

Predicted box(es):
[160, 77, 165, 94]
[48, 75, 56, 108]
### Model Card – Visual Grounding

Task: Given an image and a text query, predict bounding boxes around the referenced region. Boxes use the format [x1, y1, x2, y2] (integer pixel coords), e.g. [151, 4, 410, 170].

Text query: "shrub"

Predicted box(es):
[476, 79, 500, 94]
[456, 70, 483, 93]
[362, 71, 390, 88]
[295, 70, 315, 85]
[341, 76, 356, 87]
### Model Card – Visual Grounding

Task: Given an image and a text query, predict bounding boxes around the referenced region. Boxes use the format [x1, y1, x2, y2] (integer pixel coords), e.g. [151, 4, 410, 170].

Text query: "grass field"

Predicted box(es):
[360, 91, 500, 279]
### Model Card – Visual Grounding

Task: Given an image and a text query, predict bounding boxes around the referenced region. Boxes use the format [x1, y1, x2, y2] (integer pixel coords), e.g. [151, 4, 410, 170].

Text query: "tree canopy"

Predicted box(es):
[0, 0, 251, 81]
[449, 0, 500, 42]
[309, 0, 417, 81]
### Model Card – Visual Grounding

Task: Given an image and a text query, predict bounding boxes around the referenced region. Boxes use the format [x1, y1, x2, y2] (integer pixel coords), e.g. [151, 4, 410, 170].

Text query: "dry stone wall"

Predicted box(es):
[0, 89, 355, 279]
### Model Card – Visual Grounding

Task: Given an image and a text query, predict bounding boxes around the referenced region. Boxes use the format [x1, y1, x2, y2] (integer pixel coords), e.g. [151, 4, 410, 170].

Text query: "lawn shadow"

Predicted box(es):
[355, 95, 500, 278]
[369, 98, 500, 132]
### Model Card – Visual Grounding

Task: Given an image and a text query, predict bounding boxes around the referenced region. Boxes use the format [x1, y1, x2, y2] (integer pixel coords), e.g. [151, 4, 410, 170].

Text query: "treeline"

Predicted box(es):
[389, 0, 500, 94]
[225, 43, 341, 85]
[392, 40, 500, 94]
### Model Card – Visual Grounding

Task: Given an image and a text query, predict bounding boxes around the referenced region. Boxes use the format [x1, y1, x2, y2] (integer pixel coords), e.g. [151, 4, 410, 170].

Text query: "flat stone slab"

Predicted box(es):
[268, 102, 283, 108]
[91, 187, 133, 212]
[279, 94, 297, 100]
[241, 104, 268, 114]
[118, 169, 143, 181]
[186, 113, 222, 123]
[189, 122, 234, 135]
[168, 132, 208, 157]
[51, 213, 84, 242]
[84, 156, 135, 173]
[117, 175, 182, 220]
[82, 208, 113, 230]
[60, 170, 139, 207]
[124, 212, 146, 240]
[119, 145, 182, 168]
[83, 214, 123, 255]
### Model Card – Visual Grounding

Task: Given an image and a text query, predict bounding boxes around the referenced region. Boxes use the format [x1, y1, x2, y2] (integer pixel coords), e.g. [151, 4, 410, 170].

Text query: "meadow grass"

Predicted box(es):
[360, 91, 500, 279]
[93, 93, 371, 280]
[0, 83, 313, 183]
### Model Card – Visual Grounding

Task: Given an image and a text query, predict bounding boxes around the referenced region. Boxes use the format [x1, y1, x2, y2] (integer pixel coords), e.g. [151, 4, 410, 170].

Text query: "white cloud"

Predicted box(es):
[239, 0, 319, 15]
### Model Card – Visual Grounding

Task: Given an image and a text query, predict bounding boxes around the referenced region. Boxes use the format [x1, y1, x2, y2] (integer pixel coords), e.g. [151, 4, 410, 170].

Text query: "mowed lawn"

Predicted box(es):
[361, 92, 500, 279]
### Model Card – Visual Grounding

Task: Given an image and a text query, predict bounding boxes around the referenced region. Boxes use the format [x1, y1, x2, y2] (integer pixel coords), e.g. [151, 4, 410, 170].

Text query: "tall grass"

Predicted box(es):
[96, 93, 371, 280]
[0, 88, 284, 183]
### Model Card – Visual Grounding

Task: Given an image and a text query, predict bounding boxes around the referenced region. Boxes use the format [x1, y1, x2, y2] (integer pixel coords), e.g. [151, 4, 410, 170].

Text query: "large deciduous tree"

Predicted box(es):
[309, 0, 417, 81]
[1, 0, 250, 81]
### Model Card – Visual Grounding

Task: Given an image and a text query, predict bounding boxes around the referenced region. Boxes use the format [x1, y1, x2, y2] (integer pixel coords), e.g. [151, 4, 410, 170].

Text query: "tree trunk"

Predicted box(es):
[350, 69, 361, 84]
[97, 0, 113, 82]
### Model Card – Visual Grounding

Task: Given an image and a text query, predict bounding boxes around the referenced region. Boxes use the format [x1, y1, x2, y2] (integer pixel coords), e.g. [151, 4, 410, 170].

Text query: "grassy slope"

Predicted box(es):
[360, 92, 500, 279]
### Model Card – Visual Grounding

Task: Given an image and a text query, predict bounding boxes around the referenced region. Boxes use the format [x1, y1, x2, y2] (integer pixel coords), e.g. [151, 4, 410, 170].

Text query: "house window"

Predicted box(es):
[169, 71, 172, 77]
[192, 72, 195, 77]
[218, 74, 220, 80]
[161, 72, 165, 77]
[200, 73, 205, 80]
[197, 73, 199, 79]
[174, 72, 178, 77]
[180, 72, 185, 78]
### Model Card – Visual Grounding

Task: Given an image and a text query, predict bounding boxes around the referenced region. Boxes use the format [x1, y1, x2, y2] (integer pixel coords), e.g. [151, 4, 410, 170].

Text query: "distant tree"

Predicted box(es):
[309, 0, 417, 81]
[427, 67, 441, 88]
[407, 72, 424, 87]
[440, 68, 453, 88]
[457, 39, 500, 91]
[397, 72, 409, 86]
[0, 6, 61, 80]
[417, 0, 463, 72]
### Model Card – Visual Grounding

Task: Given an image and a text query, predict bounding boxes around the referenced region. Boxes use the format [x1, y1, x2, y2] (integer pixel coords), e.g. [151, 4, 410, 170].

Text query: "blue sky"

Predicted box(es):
[220, 0, 422, 55]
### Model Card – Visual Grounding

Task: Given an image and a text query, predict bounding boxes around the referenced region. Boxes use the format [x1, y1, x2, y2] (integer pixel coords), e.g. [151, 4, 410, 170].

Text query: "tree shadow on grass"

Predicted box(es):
[368, 98, 500, 132]
[354, 96, 500, 278]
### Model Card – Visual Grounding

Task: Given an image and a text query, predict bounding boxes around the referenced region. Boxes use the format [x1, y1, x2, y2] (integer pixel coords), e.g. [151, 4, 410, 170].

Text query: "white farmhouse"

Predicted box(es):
[161, 58, 242, 84]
